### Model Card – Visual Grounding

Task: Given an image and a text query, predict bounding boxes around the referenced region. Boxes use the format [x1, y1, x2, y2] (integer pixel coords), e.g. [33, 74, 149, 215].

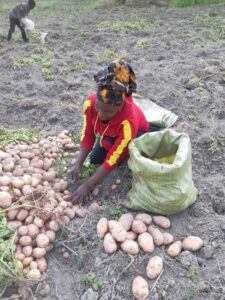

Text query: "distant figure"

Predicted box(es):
[7, 0, 36, 42]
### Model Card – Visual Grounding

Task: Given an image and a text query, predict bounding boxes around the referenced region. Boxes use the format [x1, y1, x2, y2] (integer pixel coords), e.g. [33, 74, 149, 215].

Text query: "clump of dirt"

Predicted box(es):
[1, 0, 225, 299]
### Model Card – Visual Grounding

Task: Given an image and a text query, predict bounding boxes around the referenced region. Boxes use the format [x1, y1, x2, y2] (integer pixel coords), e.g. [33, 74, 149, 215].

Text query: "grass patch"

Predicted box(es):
[82, 274, 104, 291]
[0, 127, 39, 148]
[184, 266, 199, 299]
[97, 19, 155, 34]
[0, 217, 23, 297]
[208, 135, 225, 154]
[173, 0, 225, 7]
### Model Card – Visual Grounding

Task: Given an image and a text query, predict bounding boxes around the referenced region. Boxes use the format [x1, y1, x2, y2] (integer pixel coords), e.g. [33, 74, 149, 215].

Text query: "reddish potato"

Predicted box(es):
[147, 226, 164, 246]
[132, 220, 147, 234]
[163, 232, 174, 245]
[135, 214, 152, 225]
[121, 240, 139, 255]
[108, 220, 127, 242]
[103, 233, 117, 254]
[118, 213, 134, 231]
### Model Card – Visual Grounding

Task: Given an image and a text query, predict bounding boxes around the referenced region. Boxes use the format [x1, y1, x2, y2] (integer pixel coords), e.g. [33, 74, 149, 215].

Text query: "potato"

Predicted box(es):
[7, 221, 22, 230]
[153, 216, 171, 229]
[132, 276, 149, 300]
[30, 261, 38, 270]
[64, 208, 76, 220]
[11, 177, 24, 189]
[32, 247, 47, 259]
[7, 209, 18, 220]
[22, 246, 33, 257]
[135, 214, 152, 225]
[27, 224, 39, 239]
[49, 220, 60, 232]
[147, 226, 164, 246]
[126, 231, 137, 241]
[36, 257, 47, 273]
[167, 241, 182, 257]
[36, 233, 50, 248]
[108, 220, 127, 242]
[163, 232, 174, 245]
[103, 233, 117, 254]
[182, 236, 204, 252]
[23, 256, 33, 267]
[34, 217, 44, 228]
[0, 191, 12, 208]
[146, 256, 163, 280]
[45, 230, 56, 242]
[24, 215, 34, 225]
[132, 220, 147, 234]
[2, 158, 15, 172]
[118, 213, 134, 231]
[0, 175, 11, 186]
[138, 233, 154, 253]
[22, 185, 33, 196]
[18, 225, 28, 236]
[74, 207, 88, 218]
[97, 218, 108, 239]
[121, 240, 139, 255]
[27, 269, 41, 280]
[17, 209, 29, 221]
[19, 236, 32, 246]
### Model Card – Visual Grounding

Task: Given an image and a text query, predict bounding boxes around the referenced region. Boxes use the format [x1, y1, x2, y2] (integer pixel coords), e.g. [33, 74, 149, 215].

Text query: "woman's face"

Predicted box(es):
[95, 99, 122, 121]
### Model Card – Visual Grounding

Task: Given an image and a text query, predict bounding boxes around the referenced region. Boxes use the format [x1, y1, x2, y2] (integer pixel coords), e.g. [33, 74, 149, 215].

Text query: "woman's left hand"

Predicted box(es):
[65, 183, 92, 204]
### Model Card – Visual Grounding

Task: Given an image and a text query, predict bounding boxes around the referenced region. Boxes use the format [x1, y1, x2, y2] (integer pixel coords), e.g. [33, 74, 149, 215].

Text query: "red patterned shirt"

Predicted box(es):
[80, 93, 149, 171]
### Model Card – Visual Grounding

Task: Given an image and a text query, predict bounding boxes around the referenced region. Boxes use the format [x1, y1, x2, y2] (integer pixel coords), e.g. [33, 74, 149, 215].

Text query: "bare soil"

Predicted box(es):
[0, 0, 225, 299]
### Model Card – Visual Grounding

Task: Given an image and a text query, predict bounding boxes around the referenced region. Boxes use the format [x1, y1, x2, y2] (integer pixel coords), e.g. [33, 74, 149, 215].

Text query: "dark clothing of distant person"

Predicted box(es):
[7, 0, 36, 42]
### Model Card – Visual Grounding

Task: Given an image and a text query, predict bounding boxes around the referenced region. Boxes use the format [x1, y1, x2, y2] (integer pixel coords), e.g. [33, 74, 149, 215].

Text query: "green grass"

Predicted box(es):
[82, 274, 104, 291]
[173, 0, 225, 7]
[0, 127, 39, 148]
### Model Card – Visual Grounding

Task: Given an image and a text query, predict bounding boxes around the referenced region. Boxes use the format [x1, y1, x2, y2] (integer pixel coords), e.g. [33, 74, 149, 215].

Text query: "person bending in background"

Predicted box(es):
[66, 60, 159, 204]
[7, 0, 36, 42]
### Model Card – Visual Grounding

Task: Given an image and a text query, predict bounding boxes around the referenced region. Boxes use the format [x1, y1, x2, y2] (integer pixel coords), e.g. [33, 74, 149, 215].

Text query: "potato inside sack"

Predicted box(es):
[132, 276, 149, 300]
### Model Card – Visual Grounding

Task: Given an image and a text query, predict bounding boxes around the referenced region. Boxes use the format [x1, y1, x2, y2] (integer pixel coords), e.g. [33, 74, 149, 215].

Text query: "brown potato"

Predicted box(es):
[153, 216, 171, 229]
[32, 247, 47, 259]
[108, 220, 127, 242]
[147, 226, 164, 246]
[19, 236, 32, 246]
[103, 233, 117, 254]
[167, 241, 182, 257]
[182, 236, 204, 252]
[97, 218, 108, 239]
[135, 214, 152, 225]
[118, 213, 134, 231]
[138, 233, 154, 253]
[121, 240, 139, 255]
[132, 220, 147, 234]
[146, 256, 163, 280]
[132, 276, 149, 300]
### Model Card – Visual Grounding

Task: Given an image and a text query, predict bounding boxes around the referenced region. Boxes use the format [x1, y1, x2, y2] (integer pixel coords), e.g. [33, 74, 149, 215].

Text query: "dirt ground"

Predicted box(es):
[0, 0, 225, 299]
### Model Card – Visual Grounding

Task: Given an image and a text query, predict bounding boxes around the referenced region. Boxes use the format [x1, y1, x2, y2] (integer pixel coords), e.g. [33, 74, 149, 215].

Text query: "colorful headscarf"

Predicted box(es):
[94, 60, 137, 106]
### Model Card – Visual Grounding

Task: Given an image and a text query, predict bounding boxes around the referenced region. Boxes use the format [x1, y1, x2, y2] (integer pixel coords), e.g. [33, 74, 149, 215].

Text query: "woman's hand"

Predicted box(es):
[65, 183, 92, 204]
[67, 164, 82, 180]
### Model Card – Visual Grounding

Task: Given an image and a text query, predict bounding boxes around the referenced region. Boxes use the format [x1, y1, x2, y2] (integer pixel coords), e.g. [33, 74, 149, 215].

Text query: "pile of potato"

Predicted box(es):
[97, 213, 204, 300]
[0, 130, 85, 280]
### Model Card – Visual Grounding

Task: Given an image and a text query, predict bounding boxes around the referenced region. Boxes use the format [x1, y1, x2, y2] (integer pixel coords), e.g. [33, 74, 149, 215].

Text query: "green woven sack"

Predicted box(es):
[126, 129, 197, 215]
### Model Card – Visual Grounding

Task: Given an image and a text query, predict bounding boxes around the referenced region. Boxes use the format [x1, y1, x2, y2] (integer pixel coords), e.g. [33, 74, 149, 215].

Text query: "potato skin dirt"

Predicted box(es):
[1, 1, 225, 299]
